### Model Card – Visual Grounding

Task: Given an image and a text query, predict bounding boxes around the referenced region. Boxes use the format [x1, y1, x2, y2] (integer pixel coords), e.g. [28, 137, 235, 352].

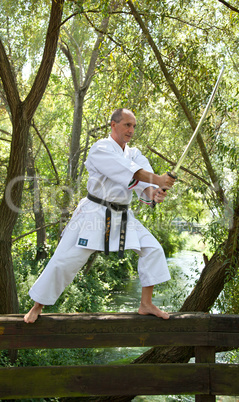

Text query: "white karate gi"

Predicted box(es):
[29, 136, 170, 305]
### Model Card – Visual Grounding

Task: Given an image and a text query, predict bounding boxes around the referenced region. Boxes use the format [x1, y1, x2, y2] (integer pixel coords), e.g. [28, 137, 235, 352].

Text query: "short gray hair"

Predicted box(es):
[110, 108, 124, 123]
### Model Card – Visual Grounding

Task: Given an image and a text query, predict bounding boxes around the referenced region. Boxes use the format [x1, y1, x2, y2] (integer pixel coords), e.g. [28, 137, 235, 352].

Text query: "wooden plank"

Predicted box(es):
[207, 332, 239, 348]
[211, 363, 239, 395]
[195, 396, 215, 401]
[2, 312, 239, 335]
[0, 313, 239, 350]
[209, 314, 239, 333]
[0, 363, 211, 399]
[0, 312, 212, 336]
[0, 312, 208, 350]
[0, 332, 212, 350]
[0, 313, 210, 335]
[1, 363, 239, 400]
[3, 331, 239, 350]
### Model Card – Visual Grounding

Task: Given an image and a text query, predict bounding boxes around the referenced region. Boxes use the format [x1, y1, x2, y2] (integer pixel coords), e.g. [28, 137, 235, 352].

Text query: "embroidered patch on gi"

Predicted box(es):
[78, 238, 88, 247]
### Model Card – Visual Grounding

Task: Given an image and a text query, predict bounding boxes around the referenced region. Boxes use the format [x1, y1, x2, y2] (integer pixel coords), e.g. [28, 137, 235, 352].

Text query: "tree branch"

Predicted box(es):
[147, 146, 213, 189]
[31, 121, 60, 185]
[0, 137, 11, 143]
[88, 122, 110, 138]
[59, 40, 79, 92]
[217, 0, 239, 13]
[0, 128, 11, 136]
[0, 40, 21, 118]
[24, 0, 64, 119]
[12, 220, 60, 243]
[82, 12, 111, 92]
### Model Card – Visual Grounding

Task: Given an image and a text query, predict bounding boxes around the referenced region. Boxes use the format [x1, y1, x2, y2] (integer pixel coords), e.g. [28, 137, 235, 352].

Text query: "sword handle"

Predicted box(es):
[150, 171, 177, 209]
[167, 171, 177, 180]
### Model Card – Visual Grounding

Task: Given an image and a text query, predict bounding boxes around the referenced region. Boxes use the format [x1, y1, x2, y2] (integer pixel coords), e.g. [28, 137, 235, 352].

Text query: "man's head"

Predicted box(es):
[110, 108, 136, 149]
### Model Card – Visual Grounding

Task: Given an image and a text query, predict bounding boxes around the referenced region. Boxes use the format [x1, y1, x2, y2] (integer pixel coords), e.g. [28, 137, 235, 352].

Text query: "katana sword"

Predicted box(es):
[151, 65, 225, 208]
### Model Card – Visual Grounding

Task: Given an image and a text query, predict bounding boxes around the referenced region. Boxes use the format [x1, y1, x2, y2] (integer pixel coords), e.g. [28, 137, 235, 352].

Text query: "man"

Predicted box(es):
[24, 108, 175, 323]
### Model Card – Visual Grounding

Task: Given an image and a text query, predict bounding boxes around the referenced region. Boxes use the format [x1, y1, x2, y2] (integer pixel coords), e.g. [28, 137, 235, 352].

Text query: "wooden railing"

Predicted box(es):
[0, 312, 239, 401]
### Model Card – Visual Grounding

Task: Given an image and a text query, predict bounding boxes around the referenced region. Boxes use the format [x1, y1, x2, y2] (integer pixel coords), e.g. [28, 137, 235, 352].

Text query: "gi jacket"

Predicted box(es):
[66, 136, 159, 252]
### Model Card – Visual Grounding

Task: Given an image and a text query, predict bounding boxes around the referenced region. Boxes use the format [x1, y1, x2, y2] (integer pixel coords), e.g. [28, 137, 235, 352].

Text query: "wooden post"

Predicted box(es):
[195, 346, 215, 402]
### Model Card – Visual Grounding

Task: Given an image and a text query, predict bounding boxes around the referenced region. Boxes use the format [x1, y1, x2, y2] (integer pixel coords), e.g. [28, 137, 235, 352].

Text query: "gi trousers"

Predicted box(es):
[29, 224, 170, 306]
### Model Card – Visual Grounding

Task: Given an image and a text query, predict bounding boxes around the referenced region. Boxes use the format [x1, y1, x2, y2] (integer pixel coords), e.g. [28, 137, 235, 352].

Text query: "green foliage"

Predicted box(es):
[92, 251, 135, 290]
[1, 0, 239, 375]
[214, 268, 239, 315]
[0, 345, 95, 367]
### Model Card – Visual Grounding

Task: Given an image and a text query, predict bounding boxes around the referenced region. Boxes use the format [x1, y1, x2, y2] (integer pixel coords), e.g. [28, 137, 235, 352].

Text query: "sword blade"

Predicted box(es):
[151, 65, 225, 208]
[172, 65, 225, 176]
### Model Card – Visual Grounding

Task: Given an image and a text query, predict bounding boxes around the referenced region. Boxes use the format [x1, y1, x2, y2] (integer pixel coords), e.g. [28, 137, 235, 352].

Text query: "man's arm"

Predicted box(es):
[133, 169, 175, 189]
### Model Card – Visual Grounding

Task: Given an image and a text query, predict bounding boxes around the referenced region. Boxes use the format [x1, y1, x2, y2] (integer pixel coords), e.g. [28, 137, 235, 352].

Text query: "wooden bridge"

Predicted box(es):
[0, 312, 239, 401]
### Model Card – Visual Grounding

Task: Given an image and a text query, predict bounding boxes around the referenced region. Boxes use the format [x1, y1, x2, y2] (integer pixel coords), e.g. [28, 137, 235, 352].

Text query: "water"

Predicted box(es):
[92, 250, 204, 365]
[109, 250, 204, 314]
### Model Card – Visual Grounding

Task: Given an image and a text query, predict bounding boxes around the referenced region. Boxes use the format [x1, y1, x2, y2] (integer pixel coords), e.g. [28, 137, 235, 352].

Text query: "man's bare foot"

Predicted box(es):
[24, 303, 43, 323]
[138, 303, 170, 319]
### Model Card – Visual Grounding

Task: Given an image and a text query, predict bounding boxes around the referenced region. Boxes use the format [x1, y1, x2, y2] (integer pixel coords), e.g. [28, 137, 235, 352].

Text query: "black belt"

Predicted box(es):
[87, 193, 128, 258]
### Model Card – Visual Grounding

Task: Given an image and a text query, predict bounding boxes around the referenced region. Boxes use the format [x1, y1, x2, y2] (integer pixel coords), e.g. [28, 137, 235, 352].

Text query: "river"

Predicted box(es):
[108, 250, 204, 313]
[92, 250, 204, 366]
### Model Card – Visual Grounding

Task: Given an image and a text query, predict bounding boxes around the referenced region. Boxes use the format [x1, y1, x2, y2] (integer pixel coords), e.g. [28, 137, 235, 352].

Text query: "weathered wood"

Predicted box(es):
[0, 363, 238, 400]
[1, 312, 239, 350]
[195, 347, 216, 402]
[195, 346, 215, 363]
[0, 363, 213, 399]
[211, 364, 239, 395]
[195, 397, 215, 402]
[0, 312, 239, 401]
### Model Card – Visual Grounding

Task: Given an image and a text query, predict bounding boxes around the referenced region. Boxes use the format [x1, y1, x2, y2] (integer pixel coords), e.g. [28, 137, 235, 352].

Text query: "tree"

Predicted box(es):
[0, 0, 64, 314]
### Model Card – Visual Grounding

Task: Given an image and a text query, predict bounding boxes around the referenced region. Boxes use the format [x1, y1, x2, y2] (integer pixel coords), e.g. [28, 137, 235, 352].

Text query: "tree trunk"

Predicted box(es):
[69, 90, 85, 182]
[0, 0, 64, 314]
[0, 240, 18, 314]
[27, 135, 47, 261]
[64, 10, 113, 183]
[0, 115, 30, 314]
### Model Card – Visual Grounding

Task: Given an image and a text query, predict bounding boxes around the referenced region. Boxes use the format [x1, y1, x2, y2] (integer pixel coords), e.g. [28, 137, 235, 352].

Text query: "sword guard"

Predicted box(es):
[167, 171, 177, 179]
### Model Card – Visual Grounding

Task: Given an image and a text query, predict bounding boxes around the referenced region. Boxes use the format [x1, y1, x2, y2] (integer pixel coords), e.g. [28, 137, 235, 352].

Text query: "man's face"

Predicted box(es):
[111, 111, 136, 149]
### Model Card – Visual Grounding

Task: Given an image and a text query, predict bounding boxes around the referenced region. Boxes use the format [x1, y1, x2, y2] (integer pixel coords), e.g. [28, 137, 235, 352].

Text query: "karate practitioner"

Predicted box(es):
[24, 108, 175, 323]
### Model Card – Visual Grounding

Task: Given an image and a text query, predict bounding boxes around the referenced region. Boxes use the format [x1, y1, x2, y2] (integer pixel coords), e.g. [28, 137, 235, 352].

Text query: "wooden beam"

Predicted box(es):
[1, 312, 239, 350]
[0, 363, 212, 399]
[0, 363, 239, 400]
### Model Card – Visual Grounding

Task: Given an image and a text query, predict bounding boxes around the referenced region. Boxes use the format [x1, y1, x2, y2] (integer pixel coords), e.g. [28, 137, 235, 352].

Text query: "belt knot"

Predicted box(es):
[87, 193, 128, 258]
